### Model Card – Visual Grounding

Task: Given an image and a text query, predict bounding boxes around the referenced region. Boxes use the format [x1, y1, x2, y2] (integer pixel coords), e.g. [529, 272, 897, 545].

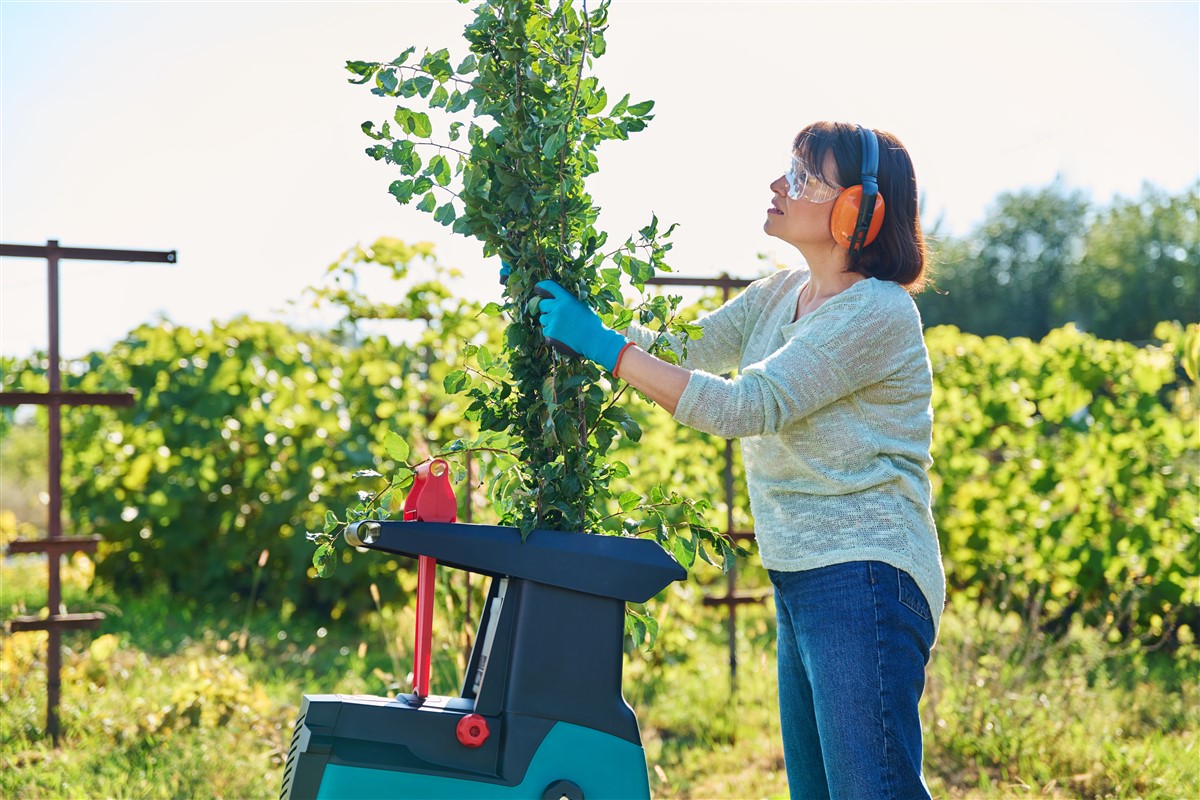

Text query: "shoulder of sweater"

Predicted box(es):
[798, 279, 917, 350]
[863, 279, 923, 328]
[743, 267, 806, 303]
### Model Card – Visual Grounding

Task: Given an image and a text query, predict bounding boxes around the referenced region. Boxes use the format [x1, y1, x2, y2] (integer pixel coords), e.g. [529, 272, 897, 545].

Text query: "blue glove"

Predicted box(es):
[500, 259, 511, 285]
[533, 280, 628, 372]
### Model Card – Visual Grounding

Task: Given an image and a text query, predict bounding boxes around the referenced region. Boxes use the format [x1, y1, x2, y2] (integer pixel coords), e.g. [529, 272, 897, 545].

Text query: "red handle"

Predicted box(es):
[400, 457, 458, 698]
[413, 554, 436, 698]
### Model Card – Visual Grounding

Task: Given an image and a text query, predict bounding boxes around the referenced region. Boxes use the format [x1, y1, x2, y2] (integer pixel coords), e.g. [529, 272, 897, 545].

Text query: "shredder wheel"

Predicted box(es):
[542, 779, 584, 800]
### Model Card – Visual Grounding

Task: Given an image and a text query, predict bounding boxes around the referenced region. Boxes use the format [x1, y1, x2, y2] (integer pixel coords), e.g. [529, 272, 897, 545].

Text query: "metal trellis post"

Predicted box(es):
[645, 273, 769, 694]
[1, 239, 176, 742]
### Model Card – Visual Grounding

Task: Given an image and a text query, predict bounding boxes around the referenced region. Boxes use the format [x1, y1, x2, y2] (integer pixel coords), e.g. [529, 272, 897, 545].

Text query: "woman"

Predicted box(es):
[531, 121, 944, 799]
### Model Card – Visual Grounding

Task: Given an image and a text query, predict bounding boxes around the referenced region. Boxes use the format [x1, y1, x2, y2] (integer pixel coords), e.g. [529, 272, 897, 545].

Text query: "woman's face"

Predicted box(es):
[764, 150, 842, 249]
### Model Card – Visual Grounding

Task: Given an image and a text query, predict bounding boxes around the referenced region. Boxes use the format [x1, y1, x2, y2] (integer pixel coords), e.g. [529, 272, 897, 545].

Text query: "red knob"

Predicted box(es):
[456, 713, 489, 748]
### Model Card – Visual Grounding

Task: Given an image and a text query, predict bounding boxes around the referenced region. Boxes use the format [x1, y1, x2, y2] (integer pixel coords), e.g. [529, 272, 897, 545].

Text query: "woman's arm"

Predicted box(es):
[614, 346, 691, 415]
[622, 287, 752, 376]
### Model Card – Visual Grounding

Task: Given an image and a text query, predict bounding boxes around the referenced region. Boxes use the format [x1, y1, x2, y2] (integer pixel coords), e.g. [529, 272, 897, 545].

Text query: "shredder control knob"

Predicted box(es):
[456, 713, 489, 748]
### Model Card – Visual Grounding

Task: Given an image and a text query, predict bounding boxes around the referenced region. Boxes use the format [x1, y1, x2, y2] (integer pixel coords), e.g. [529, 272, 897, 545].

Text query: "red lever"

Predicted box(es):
[456, 713, 490, 748]
[404, 459, 458, 698]
[413, 552, 436, 698]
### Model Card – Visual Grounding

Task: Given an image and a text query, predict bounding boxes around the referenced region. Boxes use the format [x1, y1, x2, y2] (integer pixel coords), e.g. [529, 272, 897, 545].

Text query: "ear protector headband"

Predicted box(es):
[830, 125, 885, 252]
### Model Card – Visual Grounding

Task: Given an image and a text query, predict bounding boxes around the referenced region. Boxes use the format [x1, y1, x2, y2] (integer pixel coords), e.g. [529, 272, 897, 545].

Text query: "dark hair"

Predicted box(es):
[793, 121, 928, 293]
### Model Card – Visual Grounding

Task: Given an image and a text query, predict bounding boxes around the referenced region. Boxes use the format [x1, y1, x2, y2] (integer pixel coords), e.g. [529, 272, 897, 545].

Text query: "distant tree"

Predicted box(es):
[918, 180, 1090, 340]
[1064, 182, 1200, 341]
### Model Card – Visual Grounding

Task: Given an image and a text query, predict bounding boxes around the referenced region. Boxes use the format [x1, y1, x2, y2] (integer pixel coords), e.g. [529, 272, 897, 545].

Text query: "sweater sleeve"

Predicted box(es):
[623, 281, 755, 375]
[671, 291, 915, 438]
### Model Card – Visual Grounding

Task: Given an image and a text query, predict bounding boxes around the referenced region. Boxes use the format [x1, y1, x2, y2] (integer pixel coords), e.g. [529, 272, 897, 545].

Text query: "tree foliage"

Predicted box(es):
[341, 0, 718, 556]
[918, 181, 1199, 342]
[1068, 185, 1200, 341]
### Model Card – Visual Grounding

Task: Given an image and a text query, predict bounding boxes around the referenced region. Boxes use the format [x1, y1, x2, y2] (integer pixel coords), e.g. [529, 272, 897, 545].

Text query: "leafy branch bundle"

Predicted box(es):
[308, 0, 742, 605]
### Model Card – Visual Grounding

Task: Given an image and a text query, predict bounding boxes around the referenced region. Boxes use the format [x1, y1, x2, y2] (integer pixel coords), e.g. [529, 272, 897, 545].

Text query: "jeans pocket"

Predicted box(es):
[897, 568, 932, 621]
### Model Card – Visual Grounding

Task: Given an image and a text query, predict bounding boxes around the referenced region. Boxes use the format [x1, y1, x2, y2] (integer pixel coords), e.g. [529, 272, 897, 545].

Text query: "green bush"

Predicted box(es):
[928, 321, 1198, 639]
[4, 264, 1195, 641]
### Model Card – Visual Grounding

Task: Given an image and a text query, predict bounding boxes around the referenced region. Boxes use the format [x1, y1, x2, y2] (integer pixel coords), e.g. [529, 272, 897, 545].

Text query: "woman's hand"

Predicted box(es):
[532, 279, 692, 414]
[533, 280, 629, 372]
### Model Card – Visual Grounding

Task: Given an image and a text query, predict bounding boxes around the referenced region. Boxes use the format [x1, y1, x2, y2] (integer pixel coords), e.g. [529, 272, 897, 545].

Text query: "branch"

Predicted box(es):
[558, 0, 590, 255]
[389, 63, 479, 90]
[432, 184, 465, 202]
[595, 498, 679, 526]
[431, 445, 519, 461]
[463, 364, 509, 386]
[411, 141, 473, 158]
[527, 39, 569, 67]
[600, 381, 630, 418]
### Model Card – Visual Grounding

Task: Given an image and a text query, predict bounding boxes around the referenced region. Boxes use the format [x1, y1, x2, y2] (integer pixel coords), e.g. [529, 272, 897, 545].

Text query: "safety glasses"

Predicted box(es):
[785, 154, 843, 203]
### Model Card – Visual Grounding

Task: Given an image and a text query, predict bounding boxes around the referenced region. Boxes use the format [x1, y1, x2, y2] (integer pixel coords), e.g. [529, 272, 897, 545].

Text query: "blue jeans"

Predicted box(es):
[770, 561, 935, 800]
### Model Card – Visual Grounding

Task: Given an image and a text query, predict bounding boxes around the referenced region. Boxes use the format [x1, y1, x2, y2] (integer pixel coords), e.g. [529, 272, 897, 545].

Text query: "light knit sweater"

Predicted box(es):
[624, 267, 946, 635]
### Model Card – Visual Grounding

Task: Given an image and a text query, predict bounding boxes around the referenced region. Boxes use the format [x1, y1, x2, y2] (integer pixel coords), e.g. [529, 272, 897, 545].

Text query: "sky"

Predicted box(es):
[2, 0, 1197, 359]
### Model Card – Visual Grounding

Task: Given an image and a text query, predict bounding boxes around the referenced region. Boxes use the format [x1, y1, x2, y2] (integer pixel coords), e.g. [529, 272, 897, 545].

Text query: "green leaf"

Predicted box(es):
[430, 84, 450, 108]
[383, 431, 410, 463]
[448, 121, 464, 141]
[644, 616, 659, 649]
[390, 47, 415, 66]
[411, 111, 433, 138]
[627, 99, 655, 116]
[447, 90, 471, 113]
[417, 192, 436, 212]
[413, 76, 434, 97]
[377, 69, 398, 94]
[394, 106, 412, 131]
[345, 60, 377, 84]
[313, 543, 337, 578]
[322, 510, 338, 534]
[429, 154, 452, 186]
[542, 129, 566, 158]
[388, 486, 405, 514]
[444, 369, 468, 393]
[434, 202, 457, 225]
[672, 534, 696, 570]
[388, 179, 416, 204]
[618, 491, 641, 512]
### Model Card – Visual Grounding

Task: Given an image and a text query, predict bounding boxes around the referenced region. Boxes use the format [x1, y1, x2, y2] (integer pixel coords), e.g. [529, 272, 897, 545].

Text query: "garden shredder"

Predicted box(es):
[280, 460, 685, 800]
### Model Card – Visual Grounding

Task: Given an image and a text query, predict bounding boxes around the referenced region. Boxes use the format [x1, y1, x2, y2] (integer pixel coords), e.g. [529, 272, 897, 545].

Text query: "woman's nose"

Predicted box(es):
[770, 174, 788, 194]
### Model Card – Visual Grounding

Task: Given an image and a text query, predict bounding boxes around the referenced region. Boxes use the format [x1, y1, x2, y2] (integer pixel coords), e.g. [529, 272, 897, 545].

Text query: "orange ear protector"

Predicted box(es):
[830, 125, 885, 252]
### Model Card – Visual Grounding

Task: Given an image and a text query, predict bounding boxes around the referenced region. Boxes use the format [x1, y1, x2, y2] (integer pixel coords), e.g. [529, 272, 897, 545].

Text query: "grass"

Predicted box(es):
[2, 555, 1197, 799]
